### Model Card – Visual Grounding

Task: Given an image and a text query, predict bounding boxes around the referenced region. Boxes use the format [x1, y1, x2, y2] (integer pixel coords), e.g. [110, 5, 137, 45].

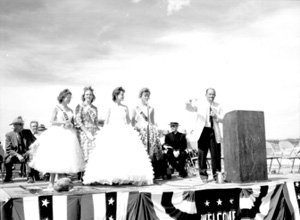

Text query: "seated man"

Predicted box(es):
[164, 122, 188, 178]
[4, 116, 38, 183]
[30, 120, 39, 138]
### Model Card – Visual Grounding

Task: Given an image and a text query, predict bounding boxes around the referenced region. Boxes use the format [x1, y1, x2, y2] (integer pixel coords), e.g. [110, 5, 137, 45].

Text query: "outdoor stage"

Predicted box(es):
[0, 173, 300, 220]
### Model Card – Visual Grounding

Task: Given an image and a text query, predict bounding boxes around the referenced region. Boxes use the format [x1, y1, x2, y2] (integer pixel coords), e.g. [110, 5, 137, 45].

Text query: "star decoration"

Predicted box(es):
[229, 199, 234, 204]
[216, 198, 222, 206]
[296, 182, 299, 187]
[108, 198, 115, 205]
[204, 200, 210, 206]
[108, 216, 114, 220]
[42, 199, 50, 207]
[297, 194, 300, 200]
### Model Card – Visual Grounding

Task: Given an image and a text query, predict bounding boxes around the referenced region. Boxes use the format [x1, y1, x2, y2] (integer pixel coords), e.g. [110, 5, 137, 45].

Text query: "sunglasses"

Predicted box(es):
[170, 125, 178, 128]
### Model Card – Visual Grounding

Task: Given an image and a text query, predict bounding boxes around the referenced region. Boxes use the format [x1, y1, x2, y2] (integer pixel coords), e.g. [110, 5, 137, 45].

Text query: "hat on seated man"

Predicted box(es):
[169, 122, 179, 126]
[9, 116, 25, 125]
[38, 124, 47, 132]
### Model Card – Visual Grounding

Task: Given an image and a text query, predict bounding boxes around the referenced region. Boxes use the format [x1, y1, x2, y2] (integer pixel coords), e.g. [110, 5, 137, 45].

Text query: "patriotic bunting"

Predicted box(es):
[1, 181, 300, 220]
[284, 181, 300, 220]
[149, 188, 240, 220]
[11, 195, 80, 220]
[80, 191, 140, 220]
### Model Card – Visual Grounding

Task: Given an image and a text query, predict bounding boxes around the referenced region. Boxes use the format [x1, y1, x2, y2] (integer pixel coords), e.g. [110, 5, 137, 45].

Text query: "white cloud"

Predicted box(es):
[166, 0, 190, 15]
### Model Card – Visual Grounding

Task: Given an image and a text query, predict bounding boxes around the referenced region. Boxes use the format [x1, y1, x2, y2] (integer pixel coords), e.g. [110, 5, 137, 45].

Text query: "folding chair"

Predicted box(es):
[279, 141, 300, 173]
[185, 149, 198, 176]
[266, 142, 282, 174]
[297, 143, 300, 173]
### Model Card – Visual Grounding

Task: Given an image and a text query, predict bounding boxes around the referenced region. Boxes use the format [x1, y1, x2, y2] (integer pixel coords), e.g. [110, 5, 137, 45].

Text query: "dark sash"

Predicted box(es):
[136, 106, 148, 122]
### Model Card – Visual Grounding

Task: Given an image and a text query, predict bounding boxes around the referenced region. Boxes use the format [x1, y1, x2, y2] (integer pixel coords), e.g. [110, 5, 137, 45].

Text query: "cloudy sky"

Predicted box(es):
[0, 0, 299, 141]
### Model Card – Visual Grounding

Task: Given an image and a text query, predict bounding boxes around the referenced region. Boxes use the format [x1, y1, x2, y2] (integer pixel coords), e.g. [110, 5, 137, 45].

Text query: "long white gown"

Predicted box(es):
[83, 103, 154, 185]
[29, 105, 85, 173]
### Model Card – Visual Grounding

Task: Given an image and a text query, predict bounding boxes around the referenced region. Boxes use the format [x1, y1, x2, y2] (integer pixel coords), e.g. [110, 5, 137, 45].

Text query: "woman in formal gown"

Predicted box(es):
[29, 89, 85, 189]
[131, 88, 168, 179]
[83, 87, 154, 185]
[75, 86, 99, 164]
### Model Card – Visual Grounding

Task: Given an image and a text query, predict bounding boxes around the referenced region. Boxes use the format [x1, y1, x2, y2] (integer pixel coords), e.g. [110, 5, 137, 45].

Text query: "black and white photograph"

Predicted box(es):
[0, 0, 299, 219]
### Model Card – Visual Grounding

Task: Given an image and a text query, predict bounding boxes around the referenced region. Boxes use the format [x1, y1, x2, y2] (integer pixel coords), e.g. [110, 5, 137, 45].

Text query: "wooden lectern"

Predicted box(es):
[223, 110, 268, 183]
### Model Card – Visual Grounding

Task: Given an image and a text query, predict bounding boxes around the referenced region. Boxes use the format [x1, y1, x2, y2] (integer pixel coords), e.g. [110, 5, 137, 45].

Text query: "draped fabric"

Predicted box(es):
[2, 181, 300, 220]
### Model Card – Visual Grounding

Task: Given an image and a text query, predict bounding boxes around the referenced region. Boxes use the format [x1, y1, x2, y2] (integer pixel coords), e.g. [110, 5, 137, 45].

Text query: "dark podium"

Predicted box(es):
[223, 110, 268, 183]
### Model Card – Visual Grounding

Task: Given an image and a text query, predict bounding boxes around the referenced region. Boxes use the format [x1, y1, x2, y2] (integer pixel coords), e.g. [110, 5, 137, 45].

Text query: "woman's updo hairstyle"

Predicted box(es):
[57, 89, 72, 103]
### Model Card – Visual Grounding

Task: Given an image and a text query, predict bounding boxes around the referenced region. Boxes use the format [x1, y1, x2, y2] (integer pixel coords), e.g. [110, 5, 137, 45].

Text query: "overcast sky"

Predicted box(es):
[0, 0, 299, 140]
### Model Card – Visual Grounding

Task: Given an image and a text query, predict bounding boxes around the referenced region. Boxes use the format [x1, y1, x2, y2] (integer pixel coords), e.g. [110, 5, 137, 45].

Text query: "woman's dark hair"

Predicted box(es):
[82, 86, 96, 103]
[139, 87, 151, 98]
[57, 89, 72, 103]
[112, 87, 125, 101]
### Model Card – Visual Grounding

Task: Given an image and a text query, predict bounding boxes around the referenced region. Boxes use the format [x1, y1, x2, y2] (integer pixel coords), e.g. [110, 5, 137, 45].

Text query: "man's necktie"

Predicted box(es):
[209, 107, 213, 128]
[173, 132, 178, 142]
[17, 133, 21, 144]
[18, 132, 25, 148]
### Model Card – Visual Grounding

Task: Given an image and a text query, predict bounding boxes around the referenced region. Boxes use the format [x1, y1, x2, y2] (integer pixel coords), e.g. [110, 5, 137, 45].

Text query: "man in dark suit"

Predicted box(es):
[4, 116, 38, 183]
[164, 122, 188, 178]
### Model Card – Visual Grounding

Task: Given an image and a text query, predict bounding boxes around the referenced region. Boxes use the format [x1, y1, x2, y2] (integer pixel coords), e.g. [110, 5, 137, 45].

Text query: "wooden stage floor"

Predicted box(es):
[1, 172, 299, 199]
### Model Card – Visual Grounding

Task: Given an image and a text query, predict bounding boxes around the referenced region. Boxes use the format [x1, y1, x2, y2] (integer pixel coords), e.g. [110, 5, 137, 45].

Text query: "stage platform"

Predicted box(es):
[1, 173, 300, 220]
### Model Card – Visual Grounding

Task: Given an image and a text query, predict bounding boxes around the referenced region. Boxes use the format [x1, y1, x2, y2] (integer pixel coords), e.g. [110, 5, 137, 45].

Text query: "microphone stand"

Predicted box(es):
[146, 103, 150, 155]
